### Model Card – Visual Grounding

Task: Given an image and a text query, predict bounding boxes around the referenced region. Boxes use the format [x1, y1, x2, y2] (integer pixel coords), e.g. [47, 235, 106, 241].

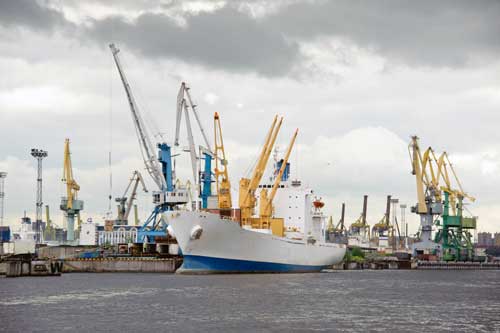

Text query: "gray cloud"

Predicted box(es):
[266, 0, 500, 68]
[86, 7, 301, 76]
[0, 0, 66, 31]
[1, 1, 499, 75]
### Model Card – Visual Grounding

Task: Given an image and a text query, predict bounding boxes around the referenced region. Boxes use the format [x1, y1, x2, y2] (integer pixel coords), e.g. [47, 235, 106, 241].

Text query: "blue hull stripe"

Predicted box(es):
[180, 255, 327, 273]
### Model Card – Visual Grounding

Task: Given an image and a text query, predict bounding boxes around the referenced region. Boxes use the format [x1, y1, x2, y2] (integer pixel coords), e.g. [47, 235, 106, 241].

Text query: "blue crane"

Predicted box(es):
[109, 44, 189, 243]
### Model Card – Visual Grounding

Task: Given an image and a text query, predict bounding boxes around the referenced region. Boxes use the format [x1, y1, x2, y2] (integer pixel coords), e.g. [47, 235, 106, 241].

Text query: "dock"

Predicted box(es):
[416, 261, 500, 270]
[3, 256, 63, 277]
[62, 257, 182, 273]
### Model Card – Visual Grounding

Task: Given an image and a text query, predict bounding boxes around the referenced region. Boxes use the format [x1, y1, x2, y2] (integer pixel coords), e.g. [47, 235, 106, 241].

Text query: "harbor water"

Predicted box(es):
[0, 270, 499, 332]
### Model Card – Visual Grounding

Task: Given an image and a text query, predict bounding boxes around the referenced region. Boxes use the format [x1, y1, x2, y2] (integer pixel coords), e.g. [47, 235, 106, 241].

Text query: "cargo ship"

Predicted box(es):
[167, 176, 346, 274]
[167, 115, 345, 273]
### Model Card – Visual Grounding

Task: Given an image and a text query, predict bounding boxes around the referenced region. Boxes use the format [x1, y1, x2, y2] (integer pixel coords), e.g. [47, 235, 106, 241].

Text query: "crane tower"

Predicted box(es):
[60, 139, 83, 242]
[31, 148, 47, 243]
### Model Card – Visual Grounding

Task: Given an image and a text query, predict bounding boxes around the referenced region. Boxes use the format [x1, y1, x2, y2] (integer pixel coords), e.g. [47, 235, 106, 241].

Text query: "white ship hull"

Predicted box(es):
[166, 211, 346, 274]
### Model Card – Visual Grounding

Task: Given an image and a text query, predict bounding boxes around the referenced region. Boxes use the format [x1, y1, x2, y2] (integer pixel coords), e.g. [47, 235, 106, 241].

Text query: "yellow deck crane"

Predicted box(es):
[239, 115, 282, 226]
[257, 129, 298, 236]
[213, 112, 232, 213]
[60, 139, 83, 242]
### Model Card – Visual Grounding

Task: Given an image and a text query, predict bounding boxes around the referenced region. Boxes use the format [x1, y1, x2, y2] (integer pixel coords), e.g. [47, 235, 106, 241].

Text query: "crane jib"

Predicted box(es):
[109, 44, 167, 190]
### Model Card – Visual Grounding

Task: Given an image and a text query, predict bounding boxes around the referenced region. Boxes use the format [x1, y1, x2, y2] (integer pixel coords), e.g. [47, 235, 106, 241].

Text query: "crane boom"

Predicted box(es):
[184, 84, 211, 150]
[175, 82, 211, 151]
[239, 116, 282, 225]
[175, 83, 184, 147]
[409, 136, 428, 214]
[109, 44, 166, 190]
[183, 100, 198, 186]
[249, 116, 282, 191]
[267, 129, 298, 205]
[62, 139, 80, 210]
[260, 129, 298, 216]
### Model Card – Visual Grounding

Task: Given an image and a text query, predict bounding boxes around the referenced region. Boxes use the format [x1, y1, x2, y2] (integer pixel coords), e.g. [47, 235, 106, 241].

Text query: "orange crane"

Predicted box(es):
[239, 115, 282, 226]
[213, 112, 232, 211]
[258, 129, 298, 235]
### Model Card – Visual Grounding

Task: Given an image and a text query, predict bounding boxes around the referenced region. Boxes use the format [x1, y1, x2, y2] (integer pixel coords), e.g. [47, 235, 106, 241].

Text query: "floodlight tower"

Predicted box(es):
[0, 172, 7, 226]
[31, 148, 48, 243]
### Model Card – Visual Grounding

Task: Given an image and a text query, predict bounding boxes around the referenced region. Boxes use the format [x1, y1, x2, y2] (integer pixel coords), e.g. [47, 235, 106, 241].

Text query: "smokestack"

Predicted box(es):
[340, 203, 345, 230]
[362, 195, 368, 225]
[385, 195, 391, 224]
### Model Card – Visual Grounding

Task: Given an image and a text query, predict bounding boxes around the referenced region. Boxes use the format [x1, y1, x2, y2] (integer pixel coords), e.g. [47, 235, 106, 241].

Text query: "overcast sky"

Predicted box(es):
[1, 0, 499, 234]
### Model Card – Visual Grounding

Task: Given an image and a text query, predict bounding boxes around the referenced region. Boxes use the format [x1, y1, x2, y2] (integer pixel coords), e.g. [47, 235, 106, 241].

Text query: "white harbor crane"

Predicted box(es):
[109, 43, 188, 242]
[175, 82, 214, 209]
[109, 43, 166, 191]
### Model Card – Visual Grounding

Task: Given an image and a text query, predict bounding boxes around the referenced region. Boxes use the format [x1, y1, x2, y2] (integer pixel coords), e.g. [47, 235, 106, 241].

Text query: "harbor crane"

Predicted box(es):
[239, 115, 282, 226]
[258, 129, 298, 235]
[110, 44, 188, 243]
[115, 171, 148, 225]
[213, 112, 232, 212]
[408, 136, 443, 254]
[175, 82, 213, 209]
[371, 195, 394, 243]
[109, 44, 166, 191]
[408, 136, 477, 259]
[326, 203, 348, 244]
[349, 195, 370, 242]
[433, 151, 476, 260]
[60, 139, 83, 242]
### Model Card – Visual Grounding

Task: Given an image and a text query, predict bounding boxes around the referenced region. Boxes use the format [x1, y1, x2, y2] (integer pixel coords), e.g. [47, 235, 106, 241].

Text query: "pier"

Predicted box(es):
[62, 257, 182, 273]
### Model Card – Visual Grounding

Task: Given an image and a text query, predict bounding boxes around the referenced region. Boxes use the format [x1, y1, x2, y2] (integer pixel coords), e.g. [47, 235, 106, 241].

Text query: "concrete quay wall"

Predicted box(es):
[62, 258, 182, 273]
